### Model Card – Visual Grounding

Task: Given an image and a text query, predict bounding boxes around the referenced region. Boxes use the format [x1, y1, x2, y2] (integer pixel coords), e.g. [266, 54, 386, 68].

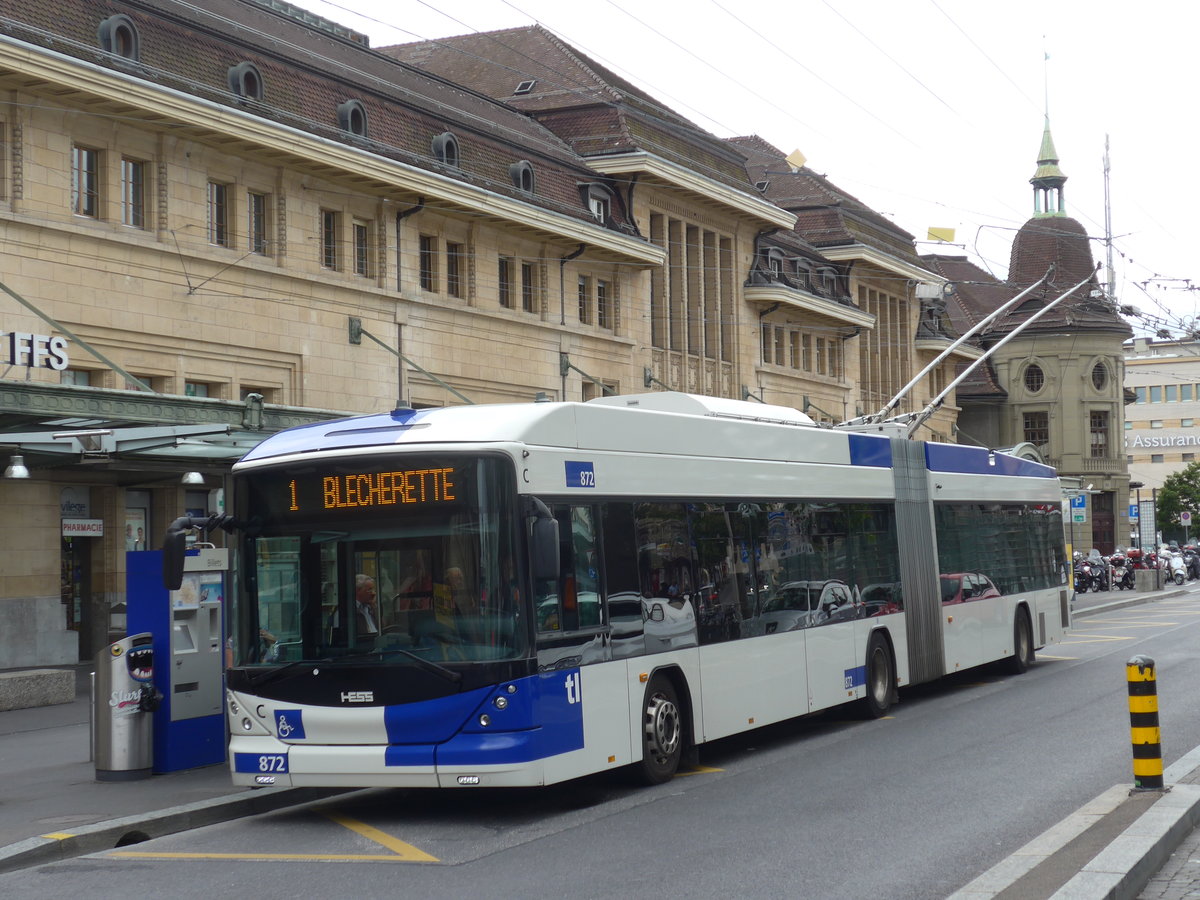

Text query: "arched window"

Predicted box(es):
[432, 132, 460, 168]
[509, 160, 535, 194]
[227, 62, 265, 101]
[98, 15, 139, 61]
[1024, 363, 1045, 394]
[337, 100, 368, 138]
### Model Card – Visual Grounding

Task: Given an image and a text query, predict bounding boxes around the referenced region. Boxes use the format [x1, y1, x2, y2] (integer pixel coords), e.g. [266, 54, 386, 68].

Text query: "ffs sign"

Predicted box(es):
[3, 332, 68, 370]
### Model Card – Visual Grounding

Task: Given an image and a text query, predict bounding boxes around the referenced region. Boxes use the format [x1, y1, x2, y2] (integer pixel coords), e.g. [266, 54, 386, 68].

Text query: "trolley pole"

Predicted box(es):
[1127, 655, 1164, 791]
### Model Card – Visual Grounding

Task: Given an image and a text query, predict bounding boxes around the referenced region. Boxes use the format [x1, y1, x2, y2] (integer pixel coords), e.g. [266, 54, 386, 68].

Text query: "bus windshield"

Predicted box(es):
[231, 453, 526, 667]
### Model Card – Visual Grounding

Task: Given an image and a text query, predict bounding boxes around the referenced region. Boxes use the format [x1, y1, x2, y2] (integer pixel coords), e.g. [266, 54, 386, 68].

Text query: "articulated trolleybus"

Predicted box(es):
[178, 391, 1067, 789]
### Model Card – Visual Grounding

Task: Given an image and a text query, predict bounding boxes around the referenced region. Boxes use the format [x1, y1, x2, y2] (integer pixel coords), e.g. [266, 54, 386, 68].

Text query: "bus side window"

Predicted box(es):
[536, 505, 601, 633]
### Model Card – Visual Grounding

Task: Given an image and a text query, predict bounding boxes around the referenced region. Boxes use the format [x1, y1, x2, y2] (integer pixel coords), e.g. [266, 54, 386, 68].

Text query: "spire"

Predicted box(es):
[1030, 115, 1067, 217]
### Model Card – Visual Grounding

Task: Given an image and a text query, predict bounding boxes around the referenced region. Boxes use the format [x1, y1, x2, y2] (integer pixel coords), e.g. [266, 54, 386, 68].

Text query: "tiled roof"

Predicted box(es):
[0, 0, 627, 228]
[1003, 216, 1131, 337]
[727, 135, 920, 264]
[380, 26, 758, 194]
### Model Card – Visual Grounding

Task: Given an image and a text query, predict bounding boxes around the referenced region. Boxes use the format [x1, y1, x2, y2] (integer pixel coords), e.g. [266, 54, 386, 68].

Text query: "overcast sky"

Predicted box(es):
[304, 0, 1194, 340]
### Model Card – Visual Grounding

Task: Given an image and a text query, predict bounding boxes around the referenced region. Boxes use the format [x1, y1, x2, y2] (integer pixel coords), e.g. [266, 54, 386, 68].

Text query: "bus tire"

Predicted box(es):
[861, 632, 894, 719]
[1006, 609, 1034, 675]
[638, 676, 683, 785]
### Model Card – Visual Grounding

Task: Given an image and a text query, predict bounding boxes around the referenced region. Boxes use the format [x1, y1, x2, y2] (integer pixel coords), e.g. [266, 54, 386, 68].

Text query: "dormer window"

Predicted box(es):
[794, 262, 811, 290]
[578, 183, 614, 224]
[432, 132, 460, 168]
[337, 99, 369, 137]
[514, 79, 536, 95]
[509, 160, 535, 194]
[98, 14, 139, 61]
[762, 248, 786, 281]
[818, 267, 837, 293]
[228, 62, 264, 101]
[755, 180, 769, 192]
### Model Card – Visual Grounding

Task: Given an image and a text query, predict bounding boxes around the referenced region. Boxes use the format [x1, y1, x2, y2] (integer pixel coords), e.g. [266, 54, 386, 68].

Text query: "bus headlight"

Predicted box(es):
[241, 718, 254, 732]
[493, 696, 508, 710]
[479, 714, 491, 727]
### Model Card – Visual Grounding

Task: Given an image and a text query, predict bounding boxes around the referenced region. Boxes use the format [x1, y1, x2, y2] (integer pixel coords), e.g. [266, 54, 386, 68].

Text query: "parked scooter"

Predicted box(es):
[1110, 551, 1135, 590]
[1087, 549, 1110, 591]
[1167, 549, 1187, 586]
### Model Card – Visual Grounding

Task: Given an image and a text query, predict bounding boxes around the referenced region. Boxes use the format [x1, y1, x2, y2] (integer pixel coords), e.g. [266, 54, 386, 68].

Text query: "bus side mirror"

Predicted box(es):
[162, 517, 192, 591]
[162, 514, 235, 590]
[530, 516, 560, 581]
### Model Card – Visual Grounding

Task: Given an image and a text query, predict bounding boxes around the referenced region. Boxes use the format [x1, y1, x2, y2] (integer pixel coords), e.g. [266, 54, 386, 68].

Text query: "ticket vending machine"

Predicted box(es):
[127, 547, 227, 772]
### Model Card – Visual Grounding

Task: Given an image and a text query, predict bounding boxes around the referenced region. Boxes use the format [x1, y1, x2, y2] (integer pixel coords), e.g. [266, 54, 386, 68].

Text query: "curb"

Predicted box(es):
[1051, 784, 1200, 899]
[0, 786, 351, 875]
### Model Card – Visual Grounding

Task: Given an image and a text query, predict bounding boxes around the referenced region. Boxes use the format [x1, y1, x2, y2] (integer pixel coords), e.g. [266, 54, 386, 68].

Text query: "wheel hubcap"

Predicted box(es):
[646, 694, 680, 760]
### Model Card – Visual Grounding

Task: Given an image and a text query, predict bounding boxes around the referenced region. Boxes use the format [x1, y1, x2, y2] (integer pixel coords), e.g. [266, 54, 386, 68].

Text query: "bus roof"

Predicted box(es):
[235, 392, 1056, 481]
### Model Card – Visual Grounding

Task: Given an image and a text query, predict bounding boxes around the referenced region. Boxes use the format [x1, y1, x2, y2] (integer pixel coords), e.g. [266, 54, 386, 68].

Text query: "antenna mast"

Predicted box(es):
[1103, 135, 1116, 301]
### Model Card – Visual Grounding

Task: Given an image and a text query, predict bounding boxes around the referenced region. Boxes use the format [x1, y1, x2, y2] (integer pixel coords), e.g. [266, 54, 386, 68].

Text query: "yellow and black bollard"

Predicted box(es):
[1127, 655, 1164, 791]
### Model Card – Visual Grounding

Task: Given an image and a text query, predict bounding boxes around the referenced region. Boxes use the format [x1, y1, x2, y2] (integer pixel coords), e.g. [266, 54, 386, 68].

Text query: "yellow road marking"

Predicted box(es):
[108, 812, 439, 864]
[676, 765, 723, 776]
[108, 851, 418, 862]
[40, 832, 75, 840]
[1061, 634, 1135, 644]
[323, 812, 438, 861]
[1036, 654, 1078, 660]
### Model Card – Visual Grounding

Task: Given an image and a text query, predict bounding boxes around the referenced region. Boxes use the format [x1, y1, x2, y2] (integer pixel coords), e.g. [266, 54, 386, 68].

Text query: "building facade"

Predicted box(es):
[1125, 339, 1200, 499]
[0, 1, 1006, 667]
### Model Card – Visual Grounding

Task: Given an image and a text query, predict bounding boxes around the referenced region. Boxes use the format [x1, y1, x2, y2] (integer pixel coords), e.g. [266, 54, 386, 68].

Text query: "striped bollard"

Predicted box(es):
[1127, 655, 1164, 791]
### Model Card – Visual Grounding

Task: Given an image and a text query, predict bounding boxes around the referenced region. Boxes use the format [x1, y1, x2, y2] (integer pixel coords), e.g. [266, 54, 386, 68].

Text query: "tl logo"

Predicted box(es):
[564, 672, 581, 705]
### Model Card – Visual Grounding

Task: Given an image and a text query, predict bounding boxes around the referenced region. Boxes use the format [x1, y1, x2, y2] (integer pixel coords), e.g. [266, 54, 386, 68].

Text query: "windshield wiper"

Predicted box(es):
[342, 646, 463, 686]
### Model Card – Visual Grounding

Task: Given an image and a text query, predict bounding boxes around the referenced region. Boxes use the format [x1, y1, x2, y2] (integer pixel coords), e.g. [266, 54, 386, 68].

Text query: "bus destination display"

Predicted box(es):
[300, 467, 457, 511]
[250, 462, 469, 521]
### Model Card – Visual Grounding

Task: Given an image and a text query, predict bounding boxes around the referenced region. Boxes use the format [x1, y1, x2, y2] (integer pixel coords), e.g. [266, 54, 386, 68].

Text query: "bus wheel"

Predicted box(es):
[861, 633, 894, 719]
[638, 677, 683, 784]
[1005, 609, 1035, 675]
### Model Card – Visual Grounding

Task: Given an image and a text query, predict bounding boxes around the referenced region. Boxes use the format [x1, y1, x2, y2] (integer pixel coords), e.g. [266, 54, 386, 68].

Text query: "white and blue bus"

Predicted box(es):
[176, 392, 1068, 789]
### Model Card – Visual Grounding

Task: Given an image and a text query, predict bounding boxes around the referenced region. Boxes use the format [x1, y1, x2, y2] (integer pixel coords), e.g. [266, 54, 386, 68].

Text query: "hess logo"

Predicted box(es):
[340, 691, 374, 703]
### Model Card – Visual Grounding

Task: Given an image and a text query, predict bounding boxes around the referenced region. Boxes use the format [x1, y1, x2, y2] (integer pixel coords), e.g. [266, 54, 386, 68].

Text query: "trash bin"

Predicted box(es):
[94, 631, 158, 781]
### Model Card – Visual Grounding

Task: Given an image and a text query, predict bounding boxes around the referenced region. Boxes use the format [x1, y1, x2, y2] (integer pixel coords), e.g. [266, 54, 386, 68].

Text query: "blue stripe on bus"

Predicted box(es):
[844, 665, 866, 689]
[381, 670, 585, 768]
[925, 443, 1056, 478]
[384, 744, 435, 767]
[383, 685, 495, 744]
[439, 670, 584, 766]
[848, 433, 893, 468]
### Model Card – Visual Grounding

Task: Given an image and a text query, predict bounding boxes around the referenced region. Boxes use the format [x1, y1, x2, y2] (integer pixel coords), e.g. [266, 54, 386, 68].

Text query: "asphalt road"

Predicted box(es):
[7, 588, 1200, 900]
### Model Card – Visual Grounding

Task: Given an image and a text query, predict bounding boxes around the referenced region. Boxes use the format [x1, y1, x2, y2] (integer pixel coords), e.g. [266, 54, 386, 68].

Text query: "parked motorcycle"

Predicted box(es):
[1184, 546, 1200, 581]
[1074, 555, 1104, 593]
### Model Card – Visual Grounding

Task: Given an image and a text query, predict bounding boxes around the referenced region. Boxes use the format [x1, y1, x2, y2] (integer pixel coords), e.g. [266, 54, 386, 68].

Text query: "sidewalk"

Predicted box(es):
[0, 663, 340, 874]
[0, 585, 1197, 892]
